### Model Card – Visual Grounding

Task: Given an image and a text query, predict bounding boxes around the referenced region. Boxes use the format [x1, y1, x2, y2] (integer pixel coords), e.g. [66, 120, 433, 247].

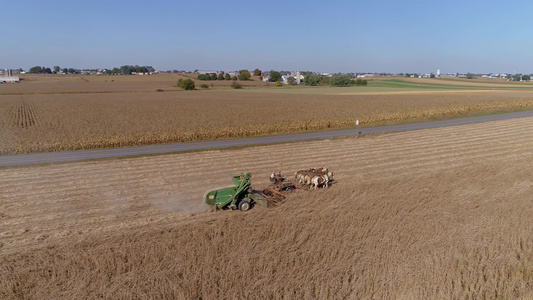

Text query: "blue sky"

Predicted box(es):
[2, 0, 533, 73]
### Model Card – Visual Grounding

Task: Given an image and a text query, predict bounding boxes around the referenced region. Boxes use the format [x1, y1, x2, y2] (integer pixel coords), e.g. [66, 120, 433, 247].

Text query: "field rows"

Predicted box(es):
[1, 117, 528, 194]
[2, 116, 533, 298]
[1, 117, 532, 252]
[2, 89, 533, 154]
[3, 113, 528, 182]
[1, 116, 530, 189]
[4, 75, 533, 298]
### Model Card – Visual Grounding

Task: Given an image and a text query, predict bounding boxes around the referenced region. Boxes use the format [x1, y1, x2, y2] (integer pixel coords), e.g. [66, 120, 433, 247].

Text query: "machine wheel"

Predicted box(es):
[239, 200, 251, 211]
[284, 186, 294, 194]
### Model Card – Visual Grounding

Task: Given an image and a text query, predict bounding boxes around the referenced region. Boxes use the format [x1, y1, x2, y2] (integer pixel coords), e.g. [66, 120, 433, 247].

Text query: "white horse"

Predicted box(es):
[311, 174, 329, 189]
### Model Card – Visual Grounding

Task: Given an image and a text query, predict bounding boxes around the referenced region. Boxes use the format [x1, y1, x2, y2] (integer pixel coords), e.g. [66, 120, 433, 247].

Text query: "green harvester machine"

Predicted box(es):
[203, 172, 283, 211]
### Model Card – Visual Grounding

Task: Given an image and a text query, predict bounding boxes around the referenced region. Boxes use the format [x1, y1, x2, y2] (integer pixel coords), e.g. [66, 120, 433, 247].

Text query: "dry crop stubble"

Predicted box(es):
[2, 88, 533, 154]
[1, 117, 533, 298]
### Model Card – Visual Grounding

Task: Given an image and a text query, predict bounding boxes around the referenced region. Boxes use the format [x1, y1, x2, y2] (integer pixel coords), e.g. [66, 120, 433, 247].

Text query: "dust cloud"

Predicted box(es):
[149, 192, 209, 215]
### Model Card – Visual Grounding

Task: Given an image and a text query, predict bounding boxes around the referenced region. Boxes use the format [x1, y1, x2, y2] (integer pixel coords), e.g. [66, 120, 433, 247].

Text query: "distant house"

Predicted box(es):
[358, 73, 375, 78]
[263, 71, 304, 84]
[291, 71, 304, 83]
[281, 71, 305, 84]
[197, 70, 221, 75]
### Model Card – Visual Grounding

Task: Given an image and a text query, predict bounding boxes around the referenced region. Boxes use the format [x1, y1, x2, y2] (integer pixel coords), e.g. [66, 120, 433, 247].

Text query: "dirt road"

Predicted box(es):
[1, 110, 532, 167]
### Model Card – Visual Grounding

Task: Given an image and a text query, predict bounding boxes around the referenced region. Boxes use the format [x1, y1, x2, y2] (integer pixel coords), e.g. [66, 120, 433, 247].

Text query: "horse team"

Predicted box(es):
[294, 168, 333, 189]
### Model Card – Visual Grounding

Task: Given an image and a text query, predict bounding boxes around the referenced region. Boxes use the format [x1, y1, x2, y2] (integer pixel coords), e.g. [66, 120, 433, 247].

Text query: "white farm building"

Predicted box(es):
[1, 69, 19, 83]
[0, 76, 19, 83]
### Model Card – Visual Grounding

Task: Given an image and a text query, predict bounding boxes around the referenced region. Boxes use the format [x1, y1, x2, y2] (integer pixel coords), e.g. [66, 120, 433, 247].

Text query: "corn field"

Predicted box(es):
[2, 89, 533, 155]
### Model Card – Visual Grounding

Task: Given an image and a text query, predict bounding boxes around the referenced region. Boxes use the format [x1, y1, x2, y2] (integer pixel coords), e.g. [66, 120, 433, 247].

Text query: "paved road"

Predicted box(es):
[2, 110, 533, 167]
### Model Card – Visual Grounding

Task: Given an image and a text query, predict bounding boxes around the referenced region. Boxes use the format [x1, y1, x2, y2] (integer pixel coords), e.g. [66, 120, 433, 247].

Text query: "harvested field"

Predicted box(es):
[2, 74, 533, 154]
[1, 116, 532, 299]
[0, 74, 263, 95]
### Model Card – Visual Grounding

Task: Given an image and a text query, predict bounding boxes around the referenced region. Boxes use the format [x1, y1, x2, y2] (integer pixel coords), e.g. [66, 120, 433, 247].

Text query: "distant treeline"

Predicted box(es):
[28, 65, 155, 75]
[303, 74, 368, 87]
[197, 73, 233, 81]
[197, 70, 252, 81]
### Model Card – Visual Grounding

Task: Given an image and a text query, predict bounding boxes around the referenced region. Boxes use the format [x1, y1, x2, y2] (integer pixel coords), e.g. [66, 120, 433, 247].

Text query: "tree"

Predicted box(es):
[512, 74, 522, 81]
[287, 76, 297, 85]
[210, 73, 217, 80]
[269, 71, 281, 82]
[232, 75, 238, 81]
[53, 66, 60, 74]
[430, 73, 436, 78]
[30, 66, 52, 74]
[217, 73, 224, 80]
[116, 65, 153, 75]
[253, 68, 261, 76]
[225, 73, 231, 80]
[466, 73, 475, 79]
[238, 69, 251, 80]
[29, 66, 43, 74]
[329, 74, 352, 87]
[180, 79, 195, 90]
[352, 78, 368, 86]
[303, 74, 325, 86]
[522, 74, 531, 81]
[198, 74, 211, 80]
